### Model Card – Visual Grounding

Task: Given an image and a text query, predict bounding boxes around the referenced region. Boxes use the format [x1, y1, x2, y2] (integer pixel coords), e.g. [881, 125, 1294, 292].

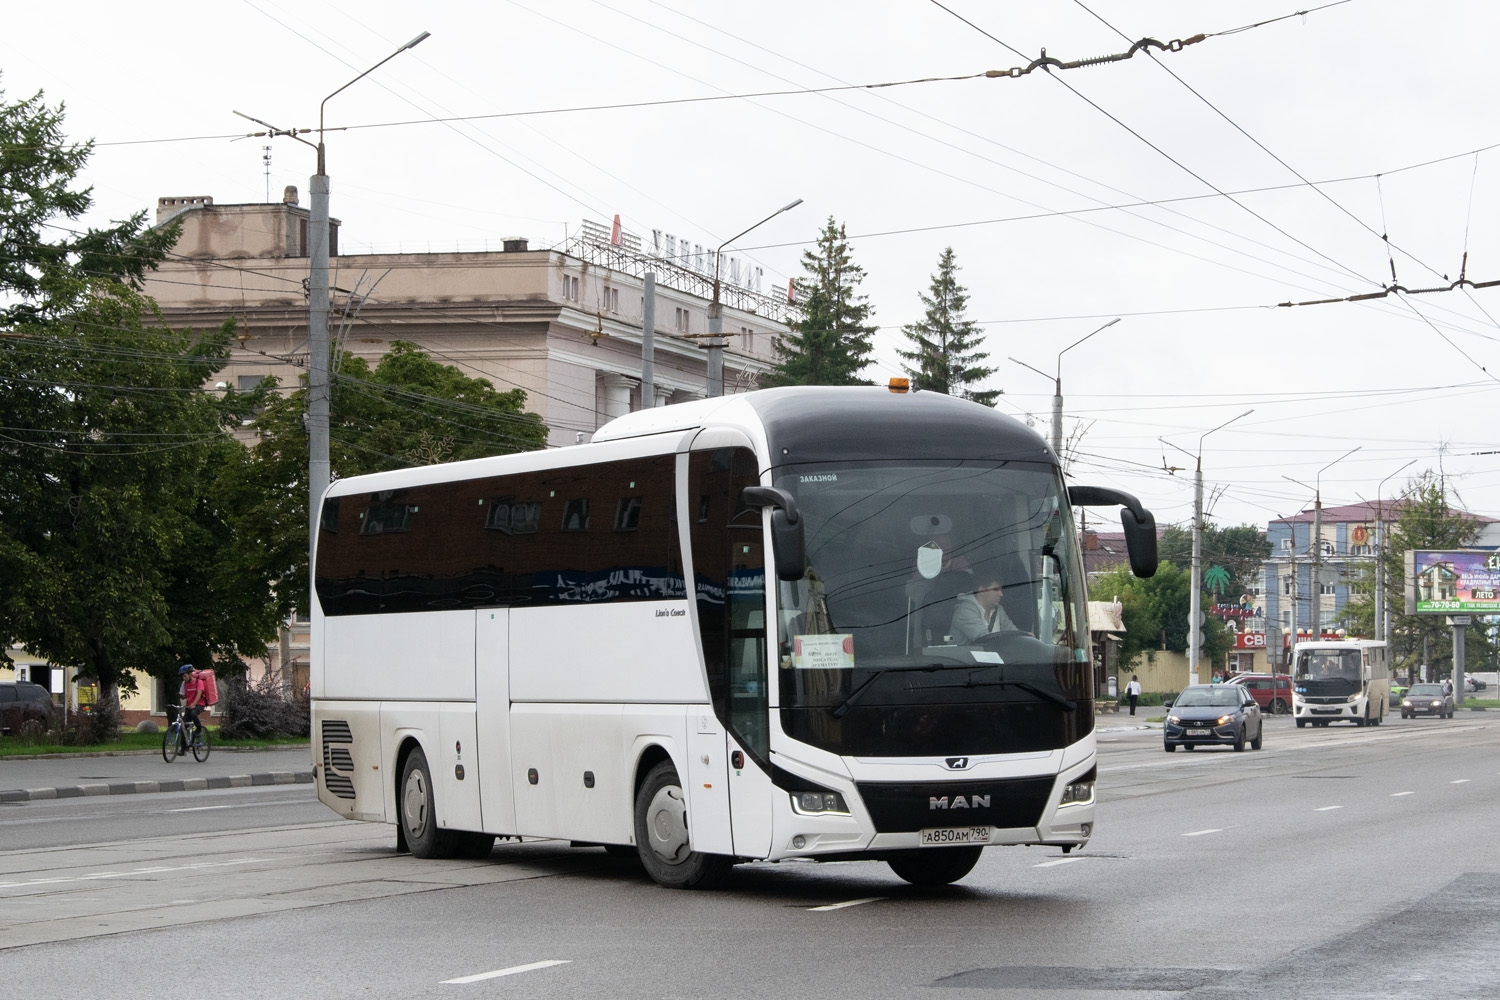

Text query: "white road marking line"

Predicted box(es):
[1034, 857, 1083, 867]
[1182, 829, 1222, 837]
[443, 960, 571, 984]
[169, 805, 234, 812]
[1390, 791, 1415, 797]
[1452, 779, 1471, 784]
[0, 857, 264, 890]
[809, 897, 885, 911]
[1315, 805, 1343, 812]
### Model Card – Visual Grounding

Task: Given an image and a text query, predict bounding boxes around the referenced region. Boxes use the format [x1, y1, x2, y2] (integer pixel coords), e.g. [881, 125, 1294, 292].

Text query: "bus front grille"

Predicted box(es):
[855, 776, 1055, 833]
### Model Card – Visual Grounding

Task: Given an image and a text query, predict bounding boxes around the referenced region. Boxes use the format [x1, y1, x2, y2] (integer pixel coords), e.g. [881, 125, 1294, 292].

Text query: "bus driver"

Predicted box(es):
[949, 574, 1016, 644]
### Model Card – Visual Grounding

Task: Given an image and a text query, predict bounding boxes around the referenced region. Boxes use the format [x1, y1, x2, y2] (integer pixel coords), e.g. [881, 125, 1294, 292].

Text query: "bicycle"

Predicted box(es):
[161, 704, 211, 763]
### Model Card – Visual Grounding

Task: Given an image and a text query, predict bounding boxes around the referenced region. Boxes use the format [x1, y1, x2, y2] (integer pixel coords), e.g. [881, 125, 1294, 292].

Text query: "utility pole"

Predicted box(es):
[641, 272, 656, 407]
[1375, 460, 1416, 642]
[1309, 447, 1361, 642]
[1007, 318, 1119, 466]
[1163, 409, 1252, 686]
[305, 31, 429, 567]
[706, 198, 802, 397]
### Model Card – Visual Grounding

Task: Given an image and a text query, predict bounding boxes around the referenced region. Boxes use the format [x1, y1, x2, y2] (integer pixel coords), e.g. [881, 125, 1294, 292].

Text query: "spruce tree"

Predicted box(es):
[896, 247, 999, 405]
[761, 218, 876, 387]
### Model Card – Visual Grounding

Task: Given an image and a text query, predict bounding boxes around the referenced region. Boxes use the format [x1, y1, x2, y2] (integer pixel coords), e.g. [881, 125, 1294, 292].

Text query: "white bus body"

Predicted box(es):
[1292, 639, 1390, 727]
[310, 386, 1155, 887]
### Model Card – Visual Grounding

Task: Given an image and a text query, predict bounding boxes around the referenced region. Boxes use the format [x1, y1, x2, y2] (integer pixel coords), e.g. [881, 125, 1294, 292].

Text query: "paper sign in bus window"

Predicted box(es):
[793, 634, 854, 670]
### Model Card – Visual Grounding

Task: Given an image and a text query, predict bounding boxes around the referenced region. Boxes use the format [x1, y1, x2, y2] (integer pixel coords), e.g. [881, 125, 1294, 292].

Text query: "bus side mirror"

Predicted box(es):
[1068, 485, 1158, 579]
[742, 486, 806, 581]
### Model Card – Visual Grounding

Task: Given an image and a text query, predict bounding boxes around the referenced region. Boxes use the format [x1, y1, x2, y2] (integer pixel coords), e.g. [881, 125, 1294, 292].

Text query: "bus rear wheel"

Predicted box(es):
[633, 761, 730, 889]
[887, 846, 983, 886]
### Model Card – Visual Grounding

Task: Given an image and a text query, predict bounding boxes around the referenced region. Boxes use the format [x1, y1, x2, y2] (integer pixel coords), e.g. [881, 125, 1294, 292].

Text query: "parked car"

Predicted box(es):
[0, 680, 55, 734]
[1225, 673, 1293, 714]
[1401, 683, 1454, 719]
[1165, 684, 1264, 752]
[1464, 676, 1487, 694]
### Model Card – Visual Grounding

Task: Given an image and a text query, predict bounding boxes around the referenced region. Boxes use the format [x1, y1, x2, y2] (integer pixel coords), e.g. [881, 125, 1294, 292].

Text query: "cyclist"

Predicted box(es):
[178, 664, 208, 749]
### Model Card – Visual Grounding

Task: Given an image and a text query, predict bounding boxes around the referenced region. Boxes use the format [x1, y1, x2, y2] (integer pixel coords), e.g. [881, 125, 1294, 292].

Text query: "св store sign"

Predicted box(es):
[1235, 633, 1267, 649]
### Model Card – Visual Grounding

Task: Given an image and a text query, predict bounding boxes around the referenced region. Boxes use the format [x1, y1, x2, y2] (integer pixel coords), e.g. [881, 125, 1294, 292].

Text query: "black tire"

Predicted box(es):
[1296, 719, 1306, 728]
[1250, 722, 1263, 750]
[887, 846, 983, 886]
[399, 746, 453, 859]
[162, 725, 180, 763]
[1273, 699, 1289, 715]
[1233, 726, 1246, 752]
[191, 725, 211, 762]
[1164, 742, 1177, 753]
[633, 760, 730, 889]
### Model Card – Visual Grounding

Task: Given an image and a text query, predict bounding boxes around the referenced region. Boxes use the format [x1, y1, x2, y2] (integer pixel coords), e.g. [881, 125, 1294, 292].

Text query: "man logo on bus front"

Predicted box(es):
[945, 756, 971, 770]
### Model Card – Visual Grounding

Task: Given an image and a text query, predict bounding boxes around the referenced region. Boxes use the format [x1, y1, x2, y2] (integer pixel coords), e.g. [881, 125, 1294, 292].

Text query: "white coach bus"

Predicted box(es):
[310, 385, 1157, 887]
[1292, 638, 1390, 727]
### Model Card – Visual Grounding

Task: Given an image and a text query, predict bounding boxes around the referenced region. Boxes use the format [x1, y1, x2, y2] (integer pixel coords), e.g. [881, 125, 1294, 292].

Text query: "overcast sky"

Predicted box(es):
[5, 0, 1499, 536]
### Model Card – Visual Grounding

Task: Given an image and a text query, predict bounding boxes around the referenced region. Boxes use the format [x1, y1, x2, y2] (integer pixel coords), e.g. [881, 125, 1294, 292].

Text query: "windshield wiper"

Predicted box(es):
[832, 664, 948, 719]
[924, 675, 1078, 711]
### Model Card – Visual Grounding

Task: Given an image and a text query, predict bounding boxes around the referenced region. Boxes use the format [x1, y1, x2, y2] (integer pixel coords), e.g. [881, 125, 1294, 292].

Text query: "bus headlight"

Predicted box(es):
[790, 791, 850, 816]
[1060, 777, 1094, 806]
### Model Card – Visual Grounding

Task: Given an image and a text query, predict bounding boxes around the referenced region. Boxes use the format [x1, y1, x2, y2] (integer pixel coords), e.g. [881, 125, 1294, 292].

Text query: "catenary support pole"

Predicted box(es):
[641, 272, 655, 407]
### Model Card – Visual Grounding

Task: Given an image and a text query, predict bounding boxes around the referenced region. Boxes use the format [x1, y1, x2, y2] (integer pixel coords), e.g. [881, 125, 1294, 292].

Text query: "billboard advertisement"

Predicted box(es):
[1404, 549, 1500, 614]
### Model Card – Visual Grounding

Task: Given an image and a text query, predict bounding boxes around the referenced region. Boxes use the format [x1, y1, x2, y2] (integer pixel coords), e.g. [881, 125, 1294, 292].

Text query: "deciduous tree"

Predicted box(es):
[236, 341, 547, 617]
[0, 83, 272, 701]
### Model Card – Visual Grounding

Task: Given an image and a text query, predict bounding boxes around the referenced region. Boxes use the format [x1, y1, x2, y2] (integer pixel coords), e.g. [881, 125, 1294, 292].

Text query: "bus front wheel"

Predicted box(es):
[399, 746, 451, 859]
[633, 761, 730, 889]
[887, 846, 983, 886]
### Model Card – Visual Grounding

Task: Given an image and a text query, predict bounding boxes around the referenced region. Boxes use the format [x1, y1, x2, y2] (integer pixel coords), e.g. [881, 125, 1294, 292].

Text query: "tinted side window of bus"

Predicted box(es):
[316, 455, 683, 615]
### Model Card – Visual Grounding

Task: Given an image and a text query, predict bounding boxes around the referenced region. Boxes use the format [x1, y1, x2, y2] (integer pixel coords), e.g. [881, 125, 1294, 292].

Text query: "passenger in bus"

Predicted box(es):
[949, 574, 1016, 644]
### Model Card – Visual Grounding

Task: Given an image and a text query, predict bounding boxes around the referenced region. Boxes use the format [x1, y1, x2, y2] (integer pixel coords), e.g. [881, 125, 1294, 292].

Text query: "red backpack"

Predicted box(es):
[196, 669, 219, 706]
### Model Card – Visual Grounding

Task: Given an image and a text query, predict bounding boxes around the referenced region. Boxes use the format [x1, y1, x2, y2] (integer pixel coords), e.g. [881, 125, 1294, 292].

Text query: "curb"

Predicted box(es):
[0, 770, 314, 803]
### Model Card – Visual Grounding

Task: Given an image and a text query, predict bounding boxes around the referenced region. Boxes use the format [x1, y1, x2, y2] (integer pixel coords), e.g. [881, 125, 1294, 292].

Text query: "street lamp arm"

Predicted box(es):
[1055, 317, 1119, 381]
[713, 198, 804, 289]
[1008, 356, 1051, 382]
[318, 31, 431, 171]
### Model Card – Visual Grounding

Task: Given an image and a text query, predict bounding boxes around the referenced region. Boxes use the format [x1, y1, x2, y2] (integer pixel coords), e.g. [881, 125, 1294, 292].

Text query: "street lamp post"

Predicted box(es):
[1009, 317, 1118, 461]
[305, 31, 429, 565]
[1163, 409, 1253, 686]
[705, 198, 802, 397]
[1310, 446, 1361, 642]
[1375, 459, 1417, 642]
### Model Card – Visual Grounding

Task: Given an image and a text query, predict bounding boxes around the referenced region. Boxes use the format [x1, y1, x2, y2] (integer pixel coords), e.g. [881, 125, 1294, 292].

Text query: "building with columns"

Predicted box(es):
[145, 191, 793, 449]
[139, 190, 793, 696]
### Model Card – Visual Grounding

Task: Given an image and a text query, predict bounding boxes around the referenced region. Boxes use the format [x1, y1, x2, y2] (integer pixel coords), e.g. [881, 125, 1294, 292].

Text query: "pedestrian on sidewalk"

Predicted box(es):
[1125, 674, 1142, 716]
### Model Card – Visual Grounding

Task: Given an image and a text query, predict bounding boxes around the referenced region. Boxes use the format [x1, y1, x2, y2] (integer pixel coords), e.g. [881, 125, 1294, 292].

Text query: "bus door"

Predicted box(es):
[689, 445, 774, 858]
[474, 608, 516, 836]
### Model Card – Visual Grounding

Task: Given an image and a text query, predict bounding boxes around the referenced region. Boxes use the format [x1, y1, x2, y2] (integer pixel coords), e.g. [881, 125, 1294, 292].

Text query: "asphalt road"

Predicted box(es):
[2, 714, 1496, 999]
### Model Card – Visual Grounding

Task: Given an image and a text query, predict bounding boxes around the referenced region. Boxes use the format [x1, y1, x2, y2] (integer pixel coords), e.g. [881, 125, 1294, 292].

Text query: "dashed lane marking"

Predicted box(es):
[809, 897, 885, 911]
[1452, 779, 1471, 784]
[1391, 791, 1415, 797]
[1034, 857, 1084, 867]
[443, 960, 571, 984]
[1315, 805, 1344, 812]
[1182, 829, 1222, 837]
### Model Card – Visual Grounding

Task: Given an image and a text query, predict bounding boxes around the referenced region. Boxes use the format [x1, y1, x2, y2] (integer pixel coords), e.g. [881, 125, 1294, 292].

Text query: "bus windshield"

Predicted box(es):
[1295, 649, 1361, 697]
[773, 459, 1092, 757]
